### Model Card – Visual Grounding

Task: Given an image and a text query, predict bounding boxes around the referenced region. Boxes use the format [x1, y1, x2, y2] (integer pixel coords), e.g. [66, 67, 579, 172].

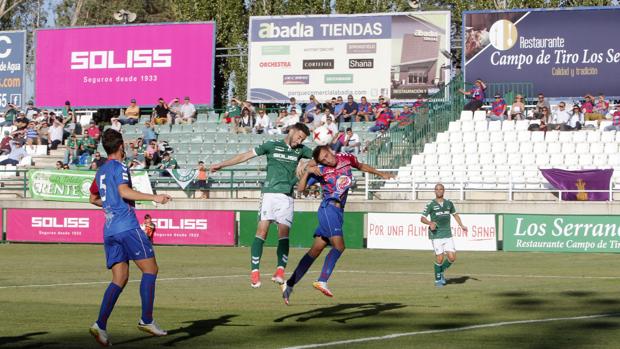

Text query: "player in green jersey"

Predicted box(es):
[211, 123, 312, 288]
[420, 183, 468, 287]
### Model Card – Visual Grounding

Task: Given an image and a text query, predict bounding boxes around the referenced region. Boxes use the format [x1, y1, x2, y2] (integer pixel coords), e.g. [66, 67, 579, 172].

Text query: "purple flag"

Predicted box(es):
[540, 168, 614, 201]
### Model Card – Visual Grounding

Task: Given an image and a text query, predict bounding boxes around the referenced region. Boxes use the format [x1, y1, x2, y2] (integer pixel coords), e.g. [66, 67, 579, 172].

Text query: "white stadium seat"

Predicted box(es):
[491, 143, 506, 154]
[573, 132, 587, 143]
[479, 153, 493, 165]
[489, 131, 503, 143]
[436, 132, 449, 143]
[425, 153, 438, 165]
[463, 132, 476, 143]
[473, 110, 487, 121]
[578, 154, 592, 167]
[508, 154, 522, 166]
[593, 154, 608, 168]
[545, 131, 560, 143]
[531, 132, 545, 142]
[559, 132, 573, 143]
[547, 142, 562, 154]
[451, 154, 465, 165]
[609, 154, 620, 166]
[601, 131, 616, 143]
[410, 154, 424, 166]
[448, 121, 461, 133]
[515, 120, 530, 131]
[600, 120, 613, 130]
[535, 153, 551, 167]
[502, 121, 515, 131]
[561, 142, 576, 154]
[476, 131, 490, 143]
[503, 131, 517, 142]
[521, 153, 536, 166]
[517, 131, 531, 142]
[451, 143, 464, 154]
[460, 110, 473, 121]
[519, 142, 533, 154]
[424, 143, 437, 154]
[604, 143, 618, 154]
[589, 142, 604, 154]
[587, 131, 601, 143]
[549, 154, 564, 166]
[437, 142, 451, 154]
[464, 142, 478, 154]
[506, 141, 519, 153]
[438, 154, 451, 166]
[475, 121, 488, 132]
[564, 153, 579, 166]
[488, 121, 502, 131]
[575, 143, 590, 154]
[461, 121, 475, 132]
[450, 132, 463, 143]
[465, 153, 479, 165]
[494, 153, 508, 165]
[478, 142, 492, 154]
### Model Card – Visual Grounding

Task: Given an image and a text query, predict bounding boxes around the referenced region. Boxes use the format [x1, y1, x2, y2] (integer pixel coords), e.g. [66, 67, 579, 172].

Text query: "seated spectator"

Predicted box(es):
[157, 152, 179, 175]
[235, 108, 254, 134]
[326, 97, 337, 115]
[271, 109, 299, 134]
[356, 96, 373, 122]
[287, 97, 302, 113]
[333, 96, 345, 121]
[459, 79, 486, 111]
[241, 100, 255, 116]
[342, 127, 361, 154]
[369, 102, 394, 132]
[529, 106, 551, 131]
[0, 139, 27, 165]
[114, 98, 140, 125]
[565, 105, 583, 130]
[547, 102, 572, 131]
[24, 137, 39, 156]
[582, 94, 599, 121]
[168, 97, 181, 120]
[304, 95, 320, 123]
[604, 104, 620, 131]
[86, 120, 100, 141]
[487, 94, 506, 121]
[142, 121, 157, 145]
[0, 130, 11, 155]
[176, 96, 196, 124]
[253, 109, 270, 134]
[0, 103, 18, 126]
[223, 98, 241, 124]
[395, 105, 414, 127]
[340, 95, 358, 124]
[592, 93, 609, 121]
[64, 133, 81, 164]
[330, 129, 345, 153]
[93, 151, 106, 168]
[312, 108, 329, 130]
[195, 161, 210, 199]
[110, 117, 122, 132]
[532, 93, 550, 119]
[62, 163, 70, 170]
[81, 130, 97, 155]
[152, 97, 170, 125]
[324, 115, 339, 136]
[55, 160, 63, 170]
[48, 117, 65, 150]
[14, 111, 29, 130]
[36, 121, 49, 146]
[25, 100, 39, 119]
[509, 95, 525, 120]
[144, 139, 160, 168]
[89, 161, 98, 171]
[63, 111, 81, 137]
[25, 121, 40, 145]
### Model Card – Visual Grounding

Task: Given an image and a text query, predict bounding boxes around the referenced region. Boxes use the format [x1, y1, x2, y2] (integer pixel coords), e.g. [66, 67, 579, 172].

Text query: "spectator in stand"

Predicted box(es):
[64, 111, 81, 137]
[142, 214, 156, 242]
[157, 152, 179, 175]
[82, 129, 97, 155]
[223, 98, 241, 124]
[55, 160, 63, 170]
[152, 97, 170, 125]
[547, 102, 571, 131]
[195, 161, 210, 199]
[356, 96, 373, 122]
[25, 121, 39, 145]
[63, 100, 73, 116]
[330, 128, 345, 153]
[324, 115, 339, 137]
[373, 96, 386, 115]
[89, 161, 98, 171]
[459, 79, 486, 111]
[24, 137, 39, 156]
[313, 107, 328, 130]
[340, 95, 358, 124]
[333, 96, 345, 121]
[582, 94, 597, 121]
[64, 134, 81, 164]
[0, 139, 27, 165]
[342, 127, 361, 154]
[287, 97, 302, 113]
[0, 103, 18, 126]
[304, 95, 320, 123]
[110, 117, 122, 132]
[282, 108, 300, 133]
[86, 120, 101, 141]
[487, 94, 506, 121]
[509, 95, 525, 120]
[62, 163, 70, 170]
[592, 93, 609, 121]
[36, 121, 49, 146]
[14, 111, 29, 130]
[253, 109, 271, 134]
[270, 109, 288, 134]
[144, 139, 161, 168]
[0, 130, 11, 155]
[168, 97, 181, 120]
[25, 101, 39, 119]
[396, 105, 414, 127]
[48, 117, 64, 150]
[115, 98, 140, 125]
[235, 108, 254, 134]
[176, 96, 196, 124]
[369, 101, 394, 132]
[565, 105, 584, 131]
[326, 97, 337, 115]
[142, 121, 157, 146]
[93, 151, 106, 168]
[533, 93, 551, 122]
[604, 104, 620, 131]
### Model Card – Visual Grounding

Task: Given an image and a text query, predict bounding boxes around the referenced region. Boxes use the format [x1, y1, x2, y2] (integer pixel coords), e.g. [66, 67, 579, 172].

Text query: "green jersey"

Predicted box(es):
[67, 138, 82, 149]
[422, 199, 456, 239]
[254, 139, 312, 195]
[161, 158, 179, 169]
[227, 105, 241, 118]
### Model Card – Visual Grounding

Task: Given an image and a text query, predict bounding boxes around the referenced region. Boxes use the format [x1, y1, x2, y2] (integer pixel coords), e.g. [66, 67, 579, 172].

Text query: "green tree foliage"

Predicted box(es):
[54, 0, 174, 27]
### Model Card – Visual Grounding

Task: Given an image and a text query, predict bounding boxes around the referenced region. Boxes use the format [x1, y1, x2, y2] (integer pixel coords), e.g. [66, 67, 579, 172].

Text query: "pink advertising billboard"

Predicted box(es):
[6, 209, 234, 246]
[35, 23, 215, 107]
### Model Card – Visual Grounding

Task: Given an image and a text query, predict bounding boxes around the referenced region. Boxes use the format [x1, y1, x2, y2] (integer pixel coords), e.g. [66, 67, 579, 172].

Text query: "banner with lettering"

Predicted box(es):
[248, 12, 450, 102]
[0, 31, 25, 108]
[464, 8, 620, 98]
[367, 213, 497, 251]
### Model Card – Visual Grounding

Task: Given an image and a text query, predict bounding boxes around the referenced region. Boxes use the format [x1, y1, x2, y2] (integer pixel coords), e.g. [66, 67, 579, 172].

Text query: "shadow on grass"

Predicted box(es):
[114, 315, 248, 347]
[446, 276, 480, 285]
[274, 303, 406, 324]
[0, 332, 48, 347]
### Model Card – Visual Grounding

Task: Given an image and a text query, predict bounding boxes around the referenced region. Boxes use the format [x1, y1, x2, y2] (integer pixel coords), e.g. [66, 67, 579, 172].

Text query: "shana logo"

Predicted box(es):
[70, 49, 172, 70]
[32, 217, 89, 228]
[152, 218, 207, 230]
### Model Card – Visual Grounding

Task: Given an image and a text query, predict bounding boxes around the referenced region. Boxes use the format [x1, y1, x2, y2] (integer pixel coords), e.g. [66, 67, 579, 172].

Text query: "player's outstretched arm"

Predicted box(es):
[297, 165, 321, 192]
[420, 216, 437, 231]
[118, 184, 172, 204]
[358, 163, 395, 180]
[453, 213, 468, 232]
[210, 150, 255, 172]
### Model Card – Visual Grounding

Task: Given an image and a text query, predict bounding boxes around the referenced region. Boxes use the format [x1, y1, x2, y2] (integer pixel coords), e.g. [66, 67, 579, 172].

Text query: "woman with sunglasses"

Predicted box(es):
[509, 95, 525, 120]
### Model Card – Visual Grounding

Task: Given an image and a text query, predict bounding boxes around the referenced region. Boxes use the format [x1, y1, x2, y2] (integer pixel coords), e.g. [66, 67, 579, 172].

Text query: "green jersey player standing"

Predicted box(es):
[420, 183, 468, 287]
[211, 123, 312, 288]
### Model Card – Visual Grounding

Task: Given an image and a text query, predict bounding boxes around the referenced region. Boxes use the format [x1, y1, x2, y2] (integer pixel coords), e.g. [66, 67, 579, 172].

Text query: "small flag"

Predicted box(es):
[168, 169, 198, 190]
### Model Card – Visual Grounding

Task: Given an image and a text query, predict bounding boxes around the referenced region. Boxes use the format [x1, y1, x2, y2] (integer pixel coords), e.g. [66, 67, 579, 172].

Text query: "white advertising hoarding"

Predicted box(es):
[248, 12, 450, 102]
[367, 213, 497, 251]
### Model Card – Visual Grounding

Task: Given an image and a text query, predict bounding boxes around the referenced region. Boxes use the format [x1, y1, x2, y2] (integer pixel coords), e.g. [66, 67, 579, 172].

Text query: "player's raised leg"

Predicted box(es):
[251, 220, 270, 288]
[281, 236, 327, 305]
[273, 223, 291, 284]
[313, 235, 345, 298]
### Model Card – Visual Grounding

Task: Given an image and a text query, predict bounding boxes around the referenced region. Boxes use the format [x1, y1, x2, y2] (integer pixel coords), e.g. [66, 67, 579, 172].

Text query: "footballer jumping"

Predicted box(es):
[88, 129, 172, 346]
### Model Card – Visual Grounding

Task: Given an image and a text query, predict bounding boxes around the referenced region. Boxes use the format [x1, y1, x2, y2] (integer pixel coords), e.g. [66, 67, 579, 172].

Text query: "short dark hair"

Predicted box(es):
[289, 122, 310, 136]
[346, 127, 352, 132]
[102, 129, 124, 155]
[198, 161, 204, 165]
[312, 145, 330, 162]
[144, 214, 151, 219]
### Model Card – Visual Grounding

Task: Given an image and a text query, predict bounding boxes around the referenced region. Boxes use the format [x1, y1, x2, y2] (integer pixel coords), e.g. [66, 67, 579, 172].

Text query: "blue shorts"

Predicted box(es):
[104, 228, 155, 269]
[314, 202, 344, 242]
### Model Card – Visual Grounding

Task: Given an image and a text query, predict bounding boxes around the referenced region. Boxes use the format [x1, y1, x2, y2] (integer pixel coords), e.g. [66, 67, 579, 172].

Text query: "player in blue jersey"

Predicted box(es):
[88, 129, 172, 347]
[281, 145, 393, 304]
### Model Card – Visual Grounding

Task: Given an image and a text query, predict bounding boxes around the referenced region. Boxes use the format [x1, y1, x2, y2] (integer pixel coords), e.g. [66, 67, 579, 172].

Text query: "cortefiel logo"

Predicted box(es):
[258, 22, 314, 39]
[303, 59, 334, 70]
[349, 58, 374, 69]
[0, 35, 12, 59]
[70, 49, 172, 70]
[152, 218, 207, 230]
[259, 61, 291, 68]
[32, 217, 89, 228]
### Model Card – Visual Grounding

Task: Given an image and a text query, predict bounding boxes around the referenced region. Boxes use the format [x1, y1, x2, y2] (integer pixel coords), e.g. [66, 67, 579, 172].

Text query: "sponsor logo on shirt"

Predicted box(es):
[336, 175, 352, 191]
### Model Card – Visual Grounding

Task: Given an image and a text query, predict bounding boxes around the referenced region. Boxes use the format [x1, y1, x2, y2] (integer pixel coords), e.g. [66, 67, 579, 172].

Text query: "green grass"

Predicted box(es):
[1, 244, 620, 348]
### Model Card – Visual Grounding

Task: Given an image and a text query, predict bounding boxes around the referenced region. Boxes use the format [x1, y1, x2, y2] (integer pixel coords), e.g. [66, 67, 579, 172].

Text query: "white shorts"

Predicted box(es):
[259, 193, 294, 227]
[431, 238, 456, 255]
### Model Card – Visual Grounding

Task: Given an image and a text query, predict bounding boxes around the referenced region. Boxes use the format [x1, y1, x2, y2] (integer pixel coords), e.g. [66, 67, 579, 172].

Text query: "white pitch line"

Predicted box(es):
[282, 313, 620, 349]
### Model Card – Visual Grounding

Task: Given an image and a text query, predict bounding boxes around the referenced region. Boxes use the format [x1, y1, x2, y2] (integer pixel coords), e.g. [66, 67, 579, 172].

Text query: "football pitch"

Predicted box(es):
[1, 244, 619, 348]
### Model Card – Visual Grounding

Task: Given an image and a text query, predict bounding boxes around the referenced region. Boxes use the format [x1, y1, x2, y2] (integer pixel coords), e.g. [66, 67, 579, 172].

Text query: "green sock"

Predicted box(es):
[276, 237, 289, 269]
[434, 263, 442, 281]
[251, 237, 265, 271]
[441, 259, 453, 272]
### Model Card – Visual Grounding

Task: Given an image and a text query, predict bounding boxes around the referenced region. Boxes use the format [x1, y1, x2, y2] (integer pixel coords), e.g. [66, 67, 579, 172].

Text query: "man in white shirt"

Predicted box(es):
[48, 118, 65, 150]
[341, 127, 361, 154]
[253, 109, 271, 134]
[324, 115, 338, 136]
[548, 102, 571, 130]
[176, 96, 196, 124]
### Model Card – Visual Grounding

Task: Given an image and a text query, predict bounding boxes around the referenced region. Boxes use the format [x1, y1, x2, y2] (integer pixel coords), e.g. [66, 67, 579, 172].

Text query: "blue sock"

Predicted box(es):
[96, 283, 123, 330]
[286, 253, 315, 287]
[140, 273, 157, 324]
[318, 249, 343, 282]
